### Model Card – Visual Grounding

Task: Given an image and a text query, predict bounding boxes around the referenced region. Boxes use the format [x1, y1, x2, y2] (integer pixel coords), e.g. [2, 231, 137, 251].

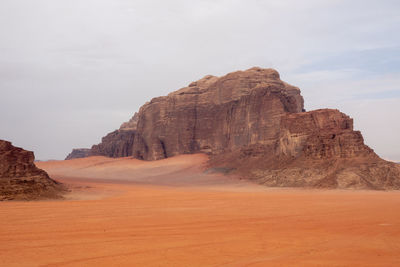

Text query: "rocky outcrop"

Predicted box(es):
[210, 109, 400, 189]
[65, 148, 92, 160]
[67, 67, 400, 189]
[132, 67, 304, 160]
[0, 140, 64, 200]
[120, 112, 139, 130]
[90, 129, 136, 158]
[66, 115, 137, 159]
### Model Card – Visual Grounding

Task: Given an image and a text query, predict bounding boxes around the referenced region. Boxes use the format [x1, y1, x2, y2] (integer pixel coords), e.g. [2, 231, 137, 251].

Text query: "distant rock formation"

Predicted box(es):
[90, 129, 136, 158]
[66, 67, 400, 189]
[65, 113, 138, 160]
[0, 140, 64, 200]
[65, 148, 92, 160]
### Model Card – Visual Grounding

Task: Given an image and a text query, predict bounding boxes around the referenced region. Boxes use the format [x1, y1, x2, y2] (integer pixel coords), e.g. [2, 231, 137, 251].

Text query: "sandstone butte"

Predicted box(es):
[67, 67, 400, 190]
[0, 140, 64, 200]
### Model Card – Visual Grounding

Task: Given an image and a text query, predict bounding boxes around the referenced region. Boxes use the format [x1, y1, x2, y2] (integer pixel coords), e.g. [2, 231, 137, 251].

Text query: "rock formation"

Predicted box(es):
[132, 68, 304, 160]
[0, 140, 64, 200]
[65, 148, 92, 160]
[210, 109, 400, 189]
[90, 129, 136, 158]
[119, 112, 139, 130]
[66, 67, 400, 189]
[65, 113, 138, 160]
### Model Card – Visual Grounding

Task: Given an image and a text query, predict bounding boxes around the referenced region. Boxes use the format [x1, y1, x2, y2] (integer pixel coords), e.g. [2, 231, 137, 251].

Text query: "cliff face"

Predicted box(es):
[132, 68, 304, 160]
[210, 108, 400, 189]
[66, 67, 400, 189]
[90, 129, 136, 158]
[65, 113, 138, 160]
[0, 140, 64, 200]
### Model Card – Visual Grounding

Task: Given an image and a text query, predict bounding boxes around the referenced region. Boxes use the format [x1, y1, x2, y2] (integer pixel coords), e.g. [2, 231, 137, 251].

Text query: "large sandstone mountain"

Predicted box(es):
[67, 67, 400, 189]
[0, 140, 64, 200]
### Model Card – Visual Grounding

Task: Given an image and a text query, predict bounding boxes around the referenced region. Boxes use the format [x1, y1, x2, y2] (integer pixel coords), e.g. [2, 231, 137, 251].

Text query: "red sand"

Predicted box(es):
[1, 154, 400, 266]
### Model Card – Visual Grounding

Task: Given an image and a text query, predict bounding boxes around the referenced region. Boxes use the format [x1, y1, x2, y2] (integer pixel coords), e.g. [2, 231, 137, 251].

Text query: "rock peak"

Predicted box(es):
[246, 67, 280, 79]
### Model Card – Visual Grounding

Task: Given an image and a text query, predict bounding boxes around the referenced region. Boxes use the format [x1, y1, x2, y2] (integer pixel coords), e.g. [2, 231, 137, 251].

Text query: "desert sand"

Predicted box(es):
[1, 154, 400, 266]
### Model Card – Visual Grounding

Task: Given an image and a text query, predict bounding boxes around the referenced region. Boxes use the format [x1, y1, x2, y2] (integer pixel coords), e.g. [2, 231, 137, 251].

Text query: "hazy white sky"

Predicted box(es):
[1, 0, 399, 160]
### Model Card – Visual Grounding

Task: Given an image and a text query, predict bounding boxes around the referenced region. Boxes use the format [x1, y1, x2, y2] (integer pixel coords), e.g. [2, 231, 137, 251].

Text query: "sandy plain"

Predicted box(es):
[1, 154, 400, 266]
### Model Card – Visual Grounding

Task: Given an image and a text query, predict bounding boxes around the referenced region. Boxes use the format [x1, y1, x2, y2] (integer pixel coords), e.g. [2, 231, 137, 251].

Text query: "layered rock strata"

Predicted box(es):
[0, 140, 64, 200]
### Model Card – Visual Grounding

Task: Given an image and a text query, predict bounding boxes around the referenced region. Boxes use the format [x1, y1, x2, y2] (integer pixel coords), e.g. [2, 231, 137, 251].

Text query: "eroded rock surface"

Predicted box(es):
[132, 67, 304, 160]
[90, 129, 136, 158]
[210, 109, 400, 189]
[66, 113, 138, 159]
[66, 67, 400, 189]
[120, 112, 139, 131]
[65, 148, 92, 160]
[0, 140, 64, 200]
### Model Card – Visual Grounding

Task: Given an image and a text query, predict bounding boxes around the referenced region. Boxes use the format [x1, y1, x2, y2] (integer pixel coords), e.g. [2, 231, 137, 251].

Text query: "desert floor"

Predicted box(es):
[1, 154, 400, 266]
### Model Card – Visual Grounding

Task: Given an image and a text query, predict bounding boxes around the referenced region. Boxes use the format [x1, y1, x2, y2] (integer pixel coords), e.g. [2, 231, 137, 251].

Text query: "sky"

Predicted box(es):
[0, 0, 399, 161]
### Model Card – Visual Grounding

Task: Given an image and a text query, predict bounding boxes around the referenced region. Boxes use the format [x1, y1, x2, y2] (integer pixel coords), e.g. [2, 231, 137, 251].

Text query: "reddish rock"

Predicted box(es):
[67, 67, 400, 189]
[211, 109, 400, 189]
[132, 67, 304, 160]
[66, 114, 137, 159]
[0, 140, 64, 200]
[90, 129, 136, 158]
[119, 112, 139, 130]
[66, 130, 136, 159]
[65, 148, 92, 160]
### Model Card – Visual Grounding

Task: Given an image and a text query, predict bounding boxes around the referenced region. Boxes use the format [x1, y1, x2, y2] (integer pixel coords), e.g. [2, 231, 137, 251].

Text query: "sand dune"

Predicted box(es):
[37, 154, 246, 187]
[1, 155, 400, 266]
